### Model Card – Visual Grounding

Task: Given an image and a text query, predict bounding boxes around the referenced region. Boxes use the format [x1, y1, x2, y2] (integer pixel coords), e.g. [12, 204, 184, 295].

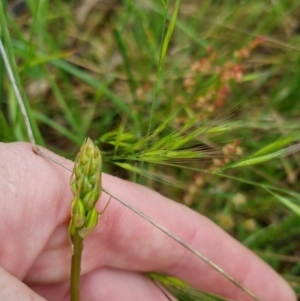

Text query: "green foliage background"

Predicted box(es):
[1, 0, 300, 299]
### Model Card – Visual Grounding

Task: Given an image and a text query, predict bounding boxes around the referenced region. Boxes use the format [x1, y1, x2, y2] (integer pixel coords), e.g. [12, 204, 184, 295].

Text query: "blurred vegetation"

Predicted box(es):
[1, 0, 300, 300]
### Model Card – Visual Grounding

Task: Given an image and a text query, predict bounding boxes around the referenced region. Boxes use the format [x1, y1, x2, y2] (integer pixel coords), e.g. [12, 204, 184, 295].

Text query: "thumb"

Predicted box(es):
[0, 267, 47, 301]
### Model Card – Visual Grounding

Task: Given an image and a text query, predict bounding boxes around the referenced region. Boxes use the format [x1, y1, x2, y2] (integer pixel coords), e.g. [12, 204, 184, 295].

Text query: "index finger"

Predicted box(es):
[3, 143, 295, 301]
[97, 174, 296, 301]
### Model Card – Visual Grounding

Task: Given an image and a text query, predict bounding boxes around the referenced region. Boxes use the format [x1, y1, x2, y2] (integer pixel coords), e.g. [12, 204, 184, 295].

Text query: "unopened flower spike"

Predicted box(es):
[69, 138, 110, 301]
[69, 137, 107, 240]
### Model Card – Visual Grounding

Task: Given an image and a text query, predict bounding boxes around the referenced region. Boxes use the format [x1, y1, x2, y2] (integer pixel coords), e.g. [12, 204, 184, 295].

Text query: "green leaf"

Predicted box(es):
[265, 189, 300, 216]
[159, 0, 181, 65]
[225, 143, 300, 169]
[252, 134, 300, 157]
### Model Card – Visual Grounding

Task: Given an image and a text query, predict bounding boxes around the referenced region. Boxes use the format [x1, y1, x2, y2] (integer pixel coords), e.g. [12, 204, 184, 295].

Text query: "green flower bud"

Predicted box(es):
[72, 138, 102, 201]
[74, 165, 83, 179]
[80, 177, 93, 195]
[79, 208, 99, 238]
[71, 180, 78, 195]
[69, 138, 103, 241]
[71, 197, 86, 228]
[69, 221, 75, 238]
[82, 190, 99, 210]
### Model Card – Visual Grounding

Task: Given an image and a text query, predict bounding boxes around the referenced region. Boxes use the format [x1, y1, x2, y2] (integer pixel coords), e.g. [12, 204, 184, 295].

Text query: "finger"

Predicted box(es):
[31, 268, 176, 301]
[93, 174, 297, 301]
[0, 267, 46, 301]
[1, 143, 295, 301]
[0, 142, 72, 280]
[80, 268, 176, 301]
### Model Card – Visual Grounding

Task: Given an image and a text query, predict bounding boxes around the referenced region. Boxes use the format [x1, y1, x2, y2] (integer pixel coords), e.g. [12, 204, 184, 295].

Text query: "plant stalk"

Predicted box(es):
[70, 228, 83, 301]
[0, 0, 7, 105]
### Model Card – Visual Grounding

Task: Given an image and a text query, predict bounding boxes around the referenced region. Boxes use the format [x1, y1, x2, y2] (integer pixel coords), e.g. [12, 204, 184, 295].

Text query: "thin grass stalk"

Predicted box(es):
[147, 0, 180, 139]
[141, 0, 180, 182]
[146, 0, 169, 140]
[0, 40, 37, 148]
[0, 0, 7, 111]
[0, 0, 43, 145]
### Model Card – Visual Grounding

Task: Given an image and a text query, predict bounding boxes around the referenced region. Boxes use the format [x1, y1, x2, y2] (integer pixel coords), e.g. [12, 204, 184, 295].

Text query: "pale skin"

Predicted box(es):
[0, 142, 297, 301]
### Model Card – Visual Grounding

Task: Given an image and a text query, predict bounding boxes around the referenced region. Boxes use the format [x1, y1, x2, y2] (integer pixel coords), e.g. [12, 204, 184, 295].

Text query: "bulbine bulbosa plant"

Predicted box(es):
[69, 138, 109, 301]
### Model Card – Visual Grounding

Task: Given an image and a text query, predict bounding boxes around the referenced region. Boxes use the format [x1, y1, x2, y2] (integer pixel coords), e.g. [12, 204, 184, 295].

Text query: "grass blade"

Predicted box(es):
[147, 0, 180, 139]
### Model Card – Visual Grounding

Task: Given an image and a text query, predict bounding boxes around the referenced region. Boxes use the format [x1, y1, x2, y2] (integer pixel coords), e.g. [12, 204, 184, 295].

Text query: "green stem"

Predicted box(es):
[0, 0, 7, 105]
[70, 228, 83, 301]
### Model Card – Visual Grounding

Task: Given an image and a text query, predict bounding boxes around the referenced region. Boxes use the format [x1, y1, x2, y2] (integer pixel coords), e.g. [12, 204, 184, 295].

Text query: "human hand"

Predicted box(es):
[0, 142, 296, 301]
